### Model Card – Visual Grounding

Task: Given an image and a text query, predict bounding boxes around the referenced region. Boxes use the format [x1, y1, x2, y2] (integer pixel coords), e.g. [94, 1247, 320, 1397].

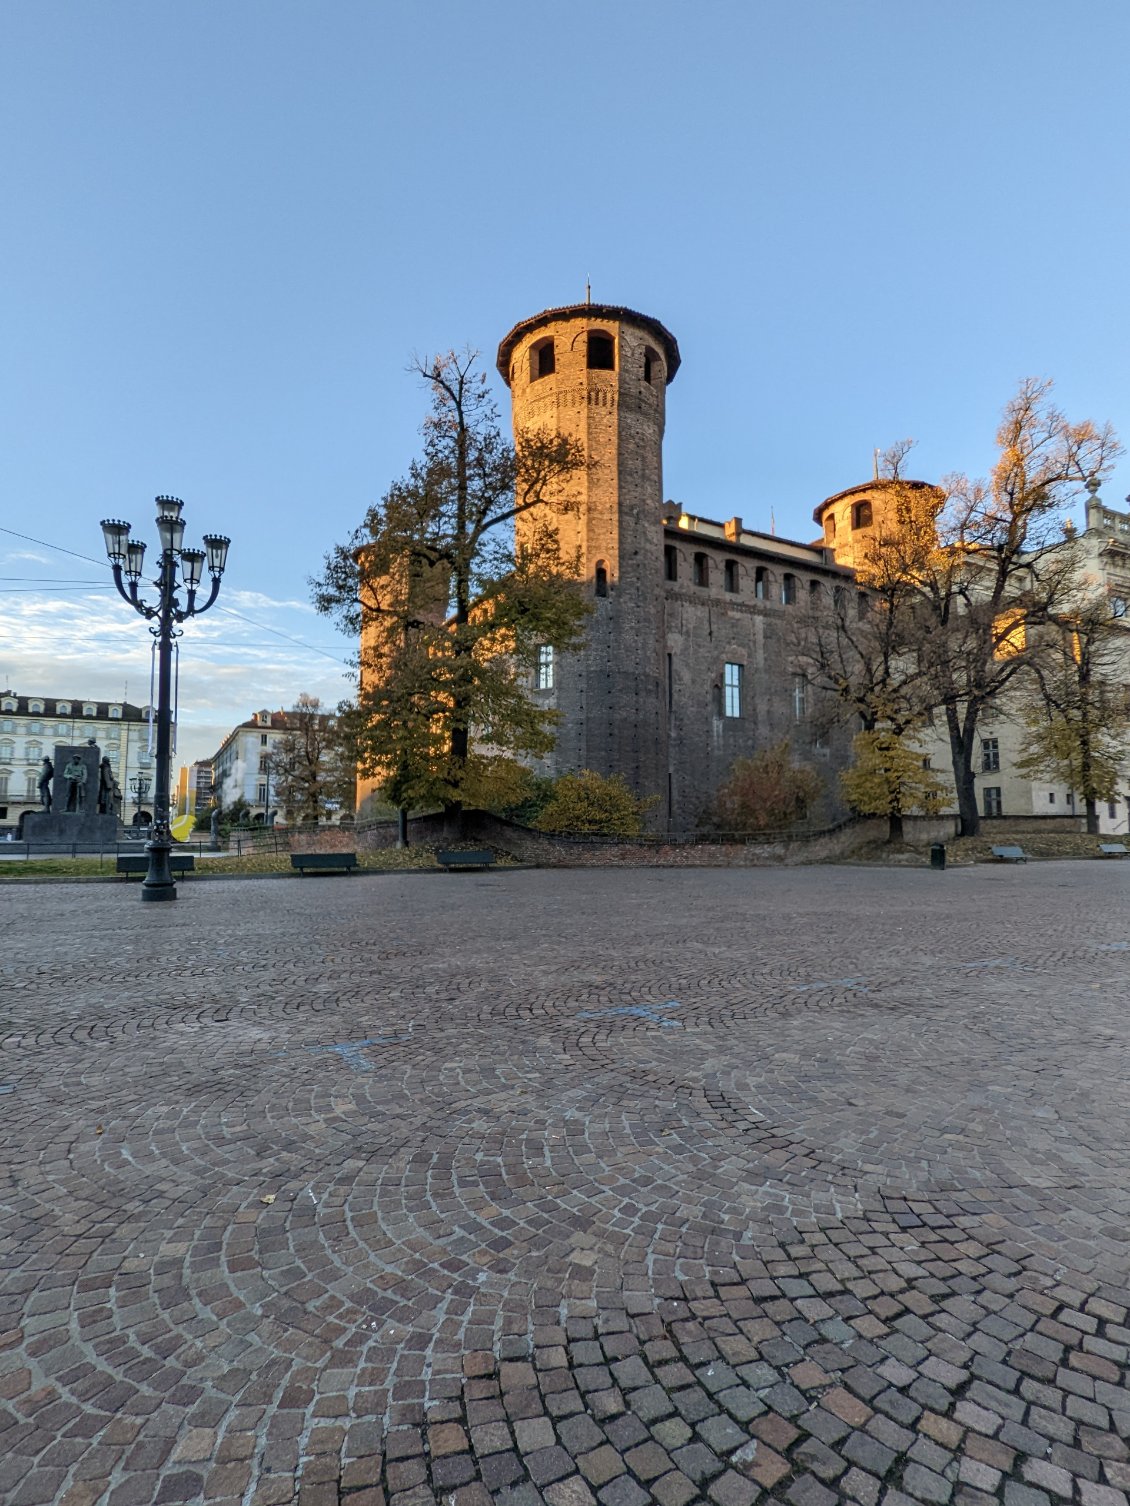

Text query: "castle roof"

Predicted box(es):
[496, 304, 681, 385]
[811, 477, 936, 525]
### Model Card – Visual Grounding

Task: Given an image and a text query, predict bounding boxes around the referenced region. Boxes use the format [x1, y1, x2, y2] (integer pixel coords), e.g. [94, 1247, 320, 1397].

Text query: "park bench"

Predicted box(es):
[991, 845, 1028, 863]
[436, 849, 495, 872]
[116, 854, 196, 878]
[1099, 843, 1128, 858]
[290, 852, 358, 876]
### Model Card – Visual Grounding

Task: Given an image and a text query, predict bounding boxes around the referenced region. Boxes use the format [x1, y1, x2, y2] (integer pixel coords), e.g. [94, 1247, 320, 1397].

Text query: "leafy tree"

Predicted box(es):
[1015, 590, 1130, 833]
[273, 693, 355, 825]
[313, 351, 590, 833]
[840, 727, 947, 842]
[863, 384, 1120, 835]
[534, 770, 655, 839]
[702, 743, 823, 834]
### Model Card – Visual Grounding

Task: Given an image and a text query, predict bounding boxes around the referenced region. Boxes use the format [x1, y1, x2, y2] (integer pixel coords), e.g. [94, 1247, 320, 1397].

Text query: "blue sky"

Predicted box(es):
[2, 1, 1128, 768]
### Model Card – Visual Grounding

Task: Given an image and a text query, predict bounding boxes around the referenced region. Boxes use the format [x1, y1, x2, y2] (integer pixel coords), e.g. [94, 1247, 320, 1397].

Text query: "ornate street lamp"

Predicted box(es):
[129, 772, 152, 827]
[102, 497, 231, 901]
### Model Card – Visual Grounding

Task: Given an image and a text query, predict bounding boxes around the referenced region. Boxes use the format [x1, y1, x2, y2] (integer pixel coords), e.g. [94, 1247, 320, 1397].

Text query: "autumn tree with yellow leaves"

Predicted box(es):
[313, 352, 590, 832]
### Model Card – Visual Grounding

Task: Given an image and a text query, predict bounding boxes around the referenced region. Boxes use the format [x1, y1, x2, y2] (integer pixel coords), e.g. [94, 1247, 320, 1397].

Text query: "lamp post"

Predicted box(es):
[102, 498, 230, 901]
[129, 773, 152, 828]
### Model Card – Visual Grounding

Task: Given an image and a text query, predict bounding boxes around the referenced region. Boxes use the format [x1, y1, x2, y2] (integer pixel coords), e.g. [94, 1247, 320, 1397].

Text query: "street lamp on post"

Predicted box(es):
[129, 773, 152, 827]
[102, 498, 231, 902]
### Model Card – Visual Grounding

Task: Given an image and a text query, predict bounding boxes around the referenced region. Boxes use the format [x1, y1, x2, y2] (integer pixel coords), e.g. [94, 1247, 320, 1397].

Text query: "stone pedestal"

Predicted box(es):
[23, 742, 120, 847]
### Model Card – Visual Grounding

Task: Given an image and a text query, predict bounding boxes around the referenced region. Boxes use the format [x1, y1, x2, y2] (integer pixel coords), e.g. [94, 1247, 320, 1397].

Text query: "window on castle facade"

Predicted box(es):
[587, 332, 614, 370]
[723, 662, 743, 718]
[793, 674, 807, 720]
[824, 515, 836, 542]
[594, 564, 608, 598]
[781, 574, 797, 605]
[852, 501, 873, 530]
[531, 340, 555, 380]
[724, 560, 738, 593]
[643, 349, 655, 384]
[664, 545, 678, 581]
[535, 645, 554, 690]
[693, 553, 709, 587]
[754, 567, 768, 599]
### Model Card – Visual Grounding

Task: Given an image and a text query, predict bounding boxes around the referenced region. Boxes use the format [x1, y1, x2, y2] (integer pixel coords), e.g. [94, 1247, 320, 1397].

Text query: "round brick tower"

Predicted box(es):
[497, 303, 680, 811]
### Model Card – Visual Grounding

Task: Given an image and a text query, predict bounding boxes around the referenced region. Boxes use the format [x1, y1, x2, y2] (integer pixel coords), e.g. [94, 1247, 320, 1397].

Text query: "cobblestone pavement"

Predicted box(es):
[2, 863, 1130, 1506]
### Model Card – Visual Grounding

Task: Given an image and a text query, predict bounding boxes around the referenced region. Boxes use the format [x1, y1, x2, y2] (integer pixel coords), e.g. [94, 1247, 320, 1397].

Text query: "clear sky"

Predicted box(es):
[2, 0, 1128, 769]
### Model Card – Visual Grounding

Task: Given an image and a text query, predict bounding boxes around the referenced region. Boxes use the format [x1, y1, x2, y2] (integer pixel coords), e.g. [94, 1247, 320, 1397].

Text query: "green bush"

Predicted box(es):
[533, 770, 654, 839]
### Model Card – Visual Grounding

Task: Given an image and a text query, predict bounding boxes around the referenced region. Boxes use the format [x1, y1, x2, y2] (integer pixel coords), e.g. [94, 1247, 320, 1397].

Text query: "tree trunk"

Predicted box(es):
[945, 705, 980, 837]
[1085, 797, 1099, 836]
[888, 810, 904, 844]
[442, 801, 466, 842]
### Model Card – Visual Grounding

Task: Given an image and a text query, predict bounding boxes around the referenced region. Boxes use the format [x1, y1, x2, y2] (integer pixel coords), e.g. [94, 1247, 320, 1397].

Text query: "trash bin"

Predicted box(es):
[930, 842, 946, 870]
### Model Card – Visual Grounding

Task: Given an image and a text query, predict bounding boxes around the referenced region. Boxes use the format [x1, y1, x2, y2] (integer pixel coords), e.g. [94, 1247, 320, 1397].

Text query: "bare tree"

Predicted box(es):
[273, 694, 354, 825]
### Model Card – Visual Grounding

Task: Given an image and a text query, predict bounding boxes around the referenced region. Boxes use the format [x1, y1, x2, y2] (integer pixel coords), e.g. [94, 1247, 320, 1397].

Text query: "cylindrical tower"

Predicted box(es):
[497, 303, 680, 809]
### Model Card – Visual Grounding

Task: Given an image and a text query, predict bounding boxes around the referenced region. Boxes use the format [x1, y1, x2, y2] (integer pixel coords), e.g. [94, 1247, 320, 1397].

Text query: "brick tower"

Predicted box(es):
[497, 303, 680, 812]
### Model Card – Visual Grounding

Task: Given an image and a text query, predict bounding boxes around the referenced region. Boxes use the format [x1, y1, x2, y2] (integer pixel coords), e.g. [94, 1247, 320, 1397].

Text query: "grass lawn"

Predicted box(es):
[0, 847, 504, 881]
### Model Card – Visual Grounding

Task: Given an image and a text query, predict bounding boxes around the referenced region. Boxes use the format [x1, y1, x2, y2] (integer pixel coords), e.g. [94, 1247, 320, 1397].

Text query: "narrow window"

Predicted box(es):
[594, 563, 608, 598]
[981, 737, 1000, 772]
[1048, 792, 1056, 805]
[754, 567, 767, 600]
[664, 544, 678, 581]
[26, 772, 38, 799]
[781, 573, 797, 605]
[723, 662, 743, 718]
[824, 515, 836, 543]
[0, 774, 8, 799]
[260, 733, 268, 746]
[693, 553, 709, 587]
[644, 351, 653, 384]
[724, 560, 739, 593]
[984, 786, 1003, 817]
[793, 674, 807, 721]
[587, 332, 615, 370]
[258, 783, 267, 804]
[535, 645, 554, 690]
[667, 652, 673, 711]
[809, 579, 823, 601]
[1109, 800, 1118, 819]
[531, 339, 555, 381]
[852, 501, 873, 530]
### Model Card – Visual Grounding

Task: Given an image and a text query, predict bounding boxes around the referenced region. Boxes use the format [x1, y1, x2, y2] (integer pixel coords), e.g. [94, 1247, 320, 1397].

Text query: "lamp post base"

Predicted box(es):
[141, 832, 178, 902]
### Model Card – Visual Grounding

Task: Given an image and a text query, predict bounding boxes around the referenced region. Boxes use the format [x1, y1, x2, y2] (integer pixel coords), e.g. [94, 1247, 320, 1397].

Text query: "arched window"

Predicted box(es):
[83, 704, 96, 717]
[781, 573, 797, 604]
[664, 544, 678, 582]
[809, 579, 823, 601]
[643, 346, 661, 385]
[594, 563, 608, 598]
[824, 515, 836, 543]
[108, 706, 122, 719]
[57, 702, 70, 715]
[29, 700, 44, 714]
[852, 501, 873, 530]
[26, 741, 42, 761]
[693, 553, 709, 587]
[531, 339, 555, 381]
[587, 332, 615, 370]
[755, 567, 768, 600]
[724, 560, 739, 593]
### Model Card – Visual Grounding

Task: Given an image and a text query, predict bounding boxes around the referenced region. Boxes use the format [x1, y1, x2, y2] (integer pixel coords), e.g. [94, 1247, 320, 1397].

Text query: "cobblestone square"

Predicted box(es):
[2, 862, 1130, 1505]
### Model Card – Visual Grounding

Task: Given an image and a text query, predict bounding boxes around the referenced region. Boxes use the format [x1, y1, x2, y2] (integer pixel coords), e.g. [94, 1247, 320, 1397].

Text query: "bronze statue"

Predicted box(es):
[97, 758, 115, 815]
[63, 754, 87, 812]
[37, 757, 53, 812]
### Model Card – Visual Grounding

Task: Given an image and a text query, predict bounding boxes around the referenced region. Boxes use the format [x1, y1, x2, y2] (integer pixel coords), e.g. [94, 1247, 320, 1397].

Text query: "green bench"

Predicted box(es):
[436, 849, 495, 872]
[290, 851, 358, 876]
[991, 845, 1027, 863]
[1099, 843, 1128, 858]
[116, 854, 196, 878]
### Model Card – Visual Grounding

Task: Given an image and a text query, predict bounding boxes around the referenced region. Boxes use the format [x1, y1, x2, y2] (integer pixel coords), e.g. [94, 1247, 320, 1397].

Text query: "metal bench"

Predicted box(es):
[290, 852, 358, 876]
[116, 854, 196, 878]
[990, 845, 1028, 863]
[436, 849, 495, 872]
[1099, 843, 1128, 857]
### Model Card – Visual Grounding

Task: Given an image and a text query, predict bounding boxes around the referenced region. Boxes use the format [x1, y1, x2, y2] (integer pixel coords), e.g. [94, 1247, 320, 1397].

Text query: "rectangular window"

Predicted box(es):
[664, 544, 678, 581]
[981, 737, 1000, 771]
[723, 662, 743, 718]
[724, 560, 738, 593]
[984, 786, 1003, 817]
[0, 774, 8, 799]
[258, 783, 267, 803]
[793, 673, 807, 721]
[667, 652, 673, 711]
[1109, 801, 1118, 819]
[1048, 792, 1056, 804]
[260, 733, 268, 746]
[693, 553, 709, 587]
[535, 645, 554, 690]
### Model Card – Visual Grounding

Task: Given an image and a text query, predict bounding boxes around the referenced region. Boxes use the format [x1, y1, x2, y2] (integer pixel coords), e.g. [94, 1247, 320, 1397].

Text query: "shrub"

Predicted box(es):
[704, 743, 823, 833]
[534, 770, 654, 838]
